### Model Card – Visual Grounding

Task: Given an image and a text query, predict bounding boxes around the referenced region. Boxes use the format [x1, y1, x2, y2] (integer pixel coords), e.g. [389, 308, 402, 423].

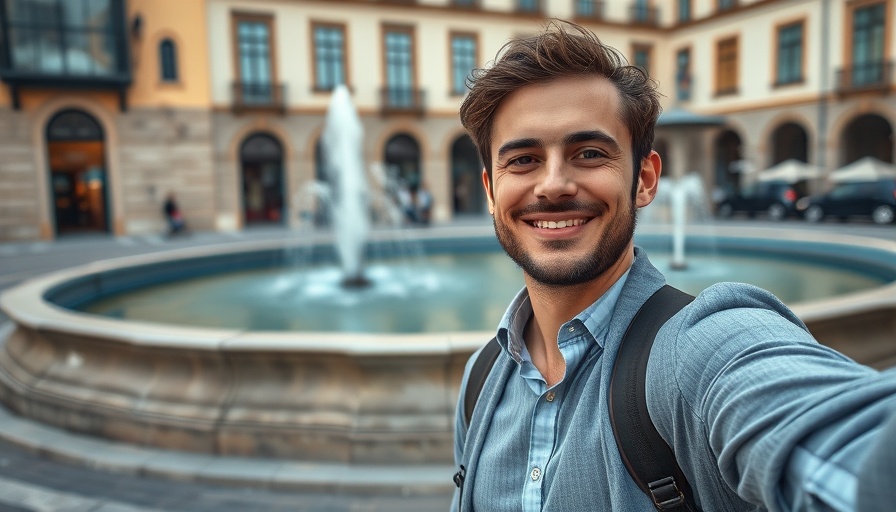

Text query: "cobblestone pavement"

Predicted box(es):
[0, 440, 452, 512]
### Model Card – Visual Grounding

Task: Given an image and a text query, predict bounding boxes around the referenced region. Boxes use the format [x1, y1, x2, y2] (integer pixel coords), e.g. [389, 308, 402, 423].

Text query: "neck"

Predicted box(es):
[522, 245, 634, 386]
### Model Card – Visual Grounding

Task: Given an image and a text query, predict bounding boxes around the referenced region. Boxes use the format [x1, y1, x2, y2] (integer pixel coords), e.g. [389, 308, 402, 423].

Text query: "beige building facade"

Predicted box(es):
[0, 0, 893, 240]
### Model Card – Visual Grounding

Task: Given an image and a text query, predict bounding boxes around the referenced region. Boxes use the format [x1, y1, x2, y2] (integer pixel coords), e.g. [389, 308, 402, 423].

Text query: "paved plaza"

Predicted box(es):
[0, 219, 893, 511]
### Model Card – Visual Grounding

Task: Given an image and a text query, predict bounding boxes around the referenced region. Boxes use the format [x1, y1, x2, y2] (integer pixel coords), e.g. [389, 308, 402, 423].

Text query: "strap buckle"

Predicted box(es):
[453, 465, 466, 488]
[647, 476, 686, 510]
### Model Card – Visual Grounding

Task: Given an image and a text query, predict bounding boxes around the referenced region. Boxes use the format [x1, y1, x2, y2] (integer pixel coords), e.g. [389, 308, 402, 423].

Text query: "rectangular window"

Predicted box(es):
[678, 0, 691, 22]
[576, 0, 600, 17]
[4, 0, 122, 77]
[450, 33, 477, 95]
[631, 0, 655, 24]
[851, 2, 886, 86]
[384, 26, 415, 107]
[775, 22, 803, 85]
[718, 0, 736, 11]
[312, 23, 346, 91]
[517, 0, 539, 12]
[632, 44, 651, 75]
[676, 48, 691, 101]
[716, 36, 738, 96]
[234, 14, 275, 104]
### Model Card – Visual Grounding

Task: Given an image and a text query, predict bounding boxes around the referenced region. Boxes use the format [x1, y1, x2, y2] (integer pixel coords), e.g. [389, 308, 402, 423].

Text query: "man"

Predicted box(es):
[452, 21, 896, 511]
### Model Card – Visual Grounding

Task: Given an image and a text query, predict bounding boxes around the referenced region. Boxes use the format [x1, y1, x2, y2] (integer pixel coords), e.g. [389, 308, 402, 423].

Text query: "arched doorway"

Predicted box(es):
[770, 122, 809, 165]
[653, 138, 669, 164]
[240, 132, 285, 225]
[46, 109, 109, 235]
[714, 130, 743, 196]
[384, 133, 421, 187]
[451, 135, 485, 215]
[841, 114, 894, 165]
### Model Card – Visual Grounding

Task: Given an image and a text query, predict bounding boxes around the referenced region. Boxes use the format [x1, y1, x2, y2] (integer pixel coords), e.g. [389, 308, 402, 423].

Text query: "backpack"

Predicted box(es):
[454, 285, 699, 511]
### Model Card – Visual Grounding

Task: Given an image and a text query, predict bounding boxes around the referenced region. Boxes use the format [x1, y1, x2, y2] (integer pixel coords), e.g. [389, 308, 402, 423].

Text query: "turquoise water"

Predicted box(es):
[80, 251, 885, 333]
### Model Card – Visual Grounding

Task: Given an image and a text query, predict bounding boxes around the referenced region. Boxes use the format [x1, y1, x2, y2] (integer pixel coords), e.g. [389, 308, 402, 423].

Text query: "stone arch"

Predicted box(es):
[32, 96, 120, 237]
[450, 133, 486, 215]
[383, 132, 422, 188]
[45, 109, 110, 235]
[769, 121, 810, 166]
[238, 131, 286, 225]
[714, 128, 745, 196]
[839, 113, 894, 165]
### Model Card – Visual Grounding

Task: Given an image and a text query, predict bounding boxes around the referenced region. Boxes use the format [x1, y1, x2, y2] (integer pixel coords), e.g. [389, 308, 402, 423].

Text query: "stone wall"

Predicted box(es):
[0, 109, 41, 240]
[117, 108, 216, 234]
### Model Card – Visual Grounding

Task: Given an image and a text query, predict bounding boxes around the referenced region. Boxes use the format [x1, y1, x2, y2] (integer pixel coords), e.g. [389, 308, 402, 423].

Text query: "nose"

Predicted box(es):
[533, 156, 577, 202]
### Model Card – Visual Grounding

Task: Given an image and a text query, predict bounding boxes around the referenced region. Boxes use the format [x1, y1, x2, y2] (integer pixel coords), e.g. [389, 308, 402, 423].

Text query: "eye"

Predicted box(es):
[510, 155, 536, 165]
[575, 148, 606, 160]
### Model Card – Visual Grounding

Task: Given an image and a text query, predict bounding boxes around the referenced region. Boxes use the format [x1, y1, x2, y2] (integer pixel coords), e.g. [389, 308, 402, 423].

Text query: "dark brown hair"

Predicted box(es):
[459, 20, 661, 186]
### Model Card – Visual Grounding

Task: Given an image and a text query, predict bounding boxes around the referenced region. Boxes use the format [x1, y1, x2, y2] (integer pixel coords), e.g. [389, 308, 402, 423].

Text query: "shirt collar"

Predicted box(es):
[496, 265, 632, 363]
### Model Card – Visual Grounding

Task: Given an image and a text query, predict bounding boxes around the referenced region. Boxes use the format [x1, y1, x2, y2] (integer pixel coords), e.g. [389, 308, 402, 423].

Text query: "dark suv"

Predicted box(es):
[798, 179, 896, 225]
[715, 180, 807, 221]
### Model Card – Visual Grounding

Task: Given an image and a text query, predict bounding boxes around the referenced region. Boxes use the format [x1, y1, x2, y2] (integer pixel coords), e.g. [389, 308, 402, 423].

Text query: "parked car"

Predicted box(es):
[715, 180, 808, 221]
[796, 179, 896, 225]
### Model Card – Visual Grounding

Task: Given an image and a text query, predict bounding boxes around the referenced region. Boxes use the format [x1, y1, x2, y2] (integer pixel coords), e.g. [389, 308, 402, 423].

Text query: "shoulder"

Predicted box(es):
[647, 281, 872, 416]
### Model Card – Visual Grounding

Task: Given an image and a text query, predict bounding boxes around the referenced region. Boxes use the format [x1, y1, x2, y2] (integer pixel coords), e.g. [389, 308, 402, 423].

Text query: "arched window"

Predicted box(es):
[384, 133, 422, 187]
[159, 39, 178, 82]
[46, 110, 110, 235]
[240, 132, 285, 224]
[840, 114, 894, 165]
[770, 122, 809, 166]
[451, 134, 485, 215]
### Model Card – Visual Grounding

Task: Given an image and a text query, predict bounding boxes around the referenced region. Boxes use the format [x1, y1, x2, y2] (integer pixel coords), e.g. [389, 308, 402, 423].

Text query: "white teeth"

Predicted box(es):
[533, 219, 585, 229]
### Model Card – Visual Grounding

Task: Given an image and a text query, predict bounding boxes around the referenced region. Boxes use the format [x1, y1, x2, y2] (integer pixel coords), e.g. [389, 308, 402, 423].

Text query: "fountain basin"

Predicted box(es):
[0, 227, 895, 464]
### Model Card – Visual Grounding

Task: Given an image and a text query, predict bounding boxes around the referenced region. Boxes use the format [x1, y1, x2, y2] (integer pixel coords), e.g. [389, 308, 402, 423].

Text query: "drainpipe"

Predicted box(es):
[817, 0, 831, 178]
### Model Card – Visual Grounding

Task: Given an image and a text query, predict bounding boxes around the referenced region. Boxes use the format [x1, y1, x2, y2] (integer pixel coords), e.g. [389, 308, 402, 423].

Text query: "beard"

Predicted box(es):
[493, 198, 636, 287]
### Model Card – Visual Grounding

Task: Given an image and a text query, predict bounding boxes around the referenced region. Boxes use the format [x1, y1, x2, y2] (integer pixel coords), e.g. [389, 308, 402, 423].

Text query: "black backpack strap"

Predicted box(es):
[610, 284, 698, 512]
[463, 336, 501, 428]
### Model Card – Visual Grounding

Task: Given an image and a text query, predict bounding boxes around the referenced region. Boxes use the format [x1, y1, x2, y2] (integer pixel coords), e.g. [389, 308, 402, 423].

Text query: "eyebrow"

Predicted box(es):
[496, 130, 621, 160]
[563, 130, 621, 153]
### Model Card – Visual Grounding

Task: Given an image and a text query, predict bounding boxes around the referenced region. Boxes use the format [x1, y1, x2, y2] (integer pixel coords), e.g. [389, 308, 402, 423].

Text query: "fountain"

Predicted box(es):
[320, 84, 370, 287]
[0, 104, 896, 490]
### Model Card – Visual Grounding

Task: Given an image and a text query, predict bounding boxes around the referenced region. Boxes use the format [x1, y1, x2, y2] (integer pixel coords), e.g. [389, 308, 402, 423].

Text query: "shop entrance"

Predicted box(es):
[46, 110, 109, 235]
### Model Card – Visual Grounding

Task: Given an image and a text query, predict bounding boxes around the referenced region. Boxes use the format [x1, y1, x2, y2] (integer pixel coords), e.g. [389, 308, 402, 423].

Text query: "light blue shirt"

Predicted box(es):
[453, 248, 896, 512]
[483, 270, 629, 511]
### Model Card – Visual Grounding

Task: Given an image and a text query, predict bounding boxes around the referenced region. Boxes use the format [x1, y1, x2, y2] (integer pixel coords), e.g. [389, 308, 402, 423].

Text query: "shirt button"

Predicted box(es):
[567, 326, 576, 332]
[530, 466, 541, 481]
[545, 391, 555, 402]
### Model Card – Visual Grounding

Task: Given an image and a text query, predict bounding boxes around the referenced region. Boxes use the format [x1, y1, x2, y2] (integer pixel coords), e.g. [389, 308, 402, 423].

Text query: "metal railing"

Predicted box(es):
[380, 87, 426, 116]
[836, 61, 893, 94]
[232, 82, 286, 113]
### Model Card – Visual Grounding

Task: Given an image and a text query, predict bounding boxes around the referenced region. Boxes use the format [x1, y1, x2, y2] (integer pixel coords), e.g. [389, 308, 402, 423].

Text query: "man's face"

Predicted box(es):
[483, 75, 659, 287]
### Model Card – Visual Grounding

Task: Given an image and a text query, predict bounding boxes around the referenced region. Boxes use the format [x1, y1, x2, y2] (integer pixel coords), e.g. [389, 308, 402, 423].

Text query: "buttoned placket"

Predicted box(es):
[520, 322, 588, 512]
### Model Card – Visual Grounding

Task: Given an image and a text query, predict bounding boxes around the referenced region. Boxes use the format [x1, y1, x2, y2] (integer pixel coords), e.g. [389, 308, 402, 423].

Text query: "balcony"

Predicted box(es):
[0, 0, 133, 110]
[630, 4, 660, 26]
[836, 61, 893, 95]
[575, 0, 606, 20]
[232, 82, 287, 114]
[380, 87, 426, 116]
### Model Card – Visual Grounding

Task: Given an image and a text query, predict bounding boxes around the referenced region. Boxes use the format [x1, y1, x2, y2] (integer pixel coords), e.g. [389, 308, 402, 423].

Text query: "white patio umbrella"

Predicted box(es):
[831, 156, 896, 182]
[757, 159, 823, 182]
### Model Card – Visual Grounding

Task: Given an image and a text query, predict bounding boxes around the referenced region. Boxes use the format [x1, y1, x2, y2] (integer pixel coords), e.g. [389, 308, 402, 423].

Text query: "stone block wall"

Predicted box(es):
[0, 109, 42, 240]
[117, 108, 216, 234]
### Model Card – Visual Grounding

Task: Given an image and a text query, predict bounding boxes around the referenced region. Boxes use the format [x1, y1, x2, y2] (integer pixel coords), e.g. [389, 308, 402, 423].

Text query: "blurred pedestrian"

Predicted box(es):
[163, 191, 187, 237]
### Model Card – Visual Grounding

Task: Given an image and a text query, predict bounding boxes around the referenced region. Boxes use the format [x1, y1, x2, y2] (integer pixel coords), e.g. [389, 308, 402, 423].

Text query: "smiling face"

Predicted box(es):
[484, 75, 661, 287]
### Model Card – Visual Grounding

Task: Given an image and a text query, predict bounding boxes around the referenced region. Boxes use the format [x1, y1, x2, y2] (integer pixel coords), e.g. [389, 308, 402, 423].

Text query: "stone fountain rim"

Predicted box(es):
[2, 226, 895, 355]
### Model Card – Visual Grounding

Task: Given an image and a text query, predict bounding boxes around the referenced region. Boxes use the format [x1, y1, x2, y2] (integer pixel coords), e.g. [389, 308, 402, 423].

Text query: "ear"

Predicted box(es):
[635, 150, 662, 209]
[481, 168, 495, 215]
